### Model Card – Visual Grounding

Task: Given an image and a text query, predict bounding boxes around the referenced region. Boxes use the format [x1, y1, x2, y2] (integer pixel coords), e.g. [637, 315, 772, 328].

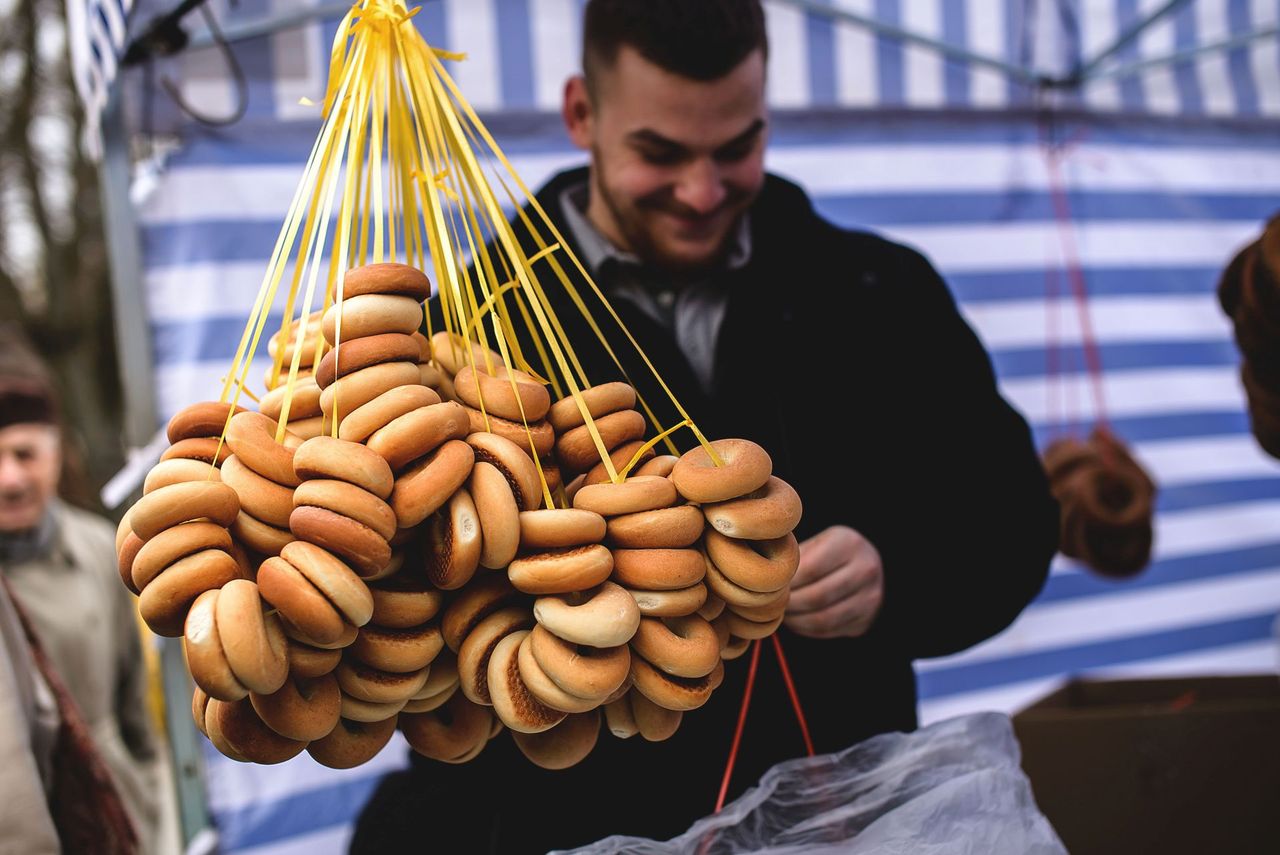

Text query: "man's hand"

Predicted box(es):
[783, 525, 884, 639]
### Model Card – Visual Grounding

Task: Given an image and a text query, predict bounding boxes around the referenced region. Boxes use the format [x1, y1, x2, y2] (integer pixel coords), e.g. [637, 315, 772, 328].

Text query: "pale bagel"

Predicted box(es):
[519, 509, 607, 551]
[338, 384, 441, 443]
[258, 376, 323, 421]
[322, 293, 422, 344]
[516, 636, 600, 713]
[142, 457, 219, 495]
[470, 462, 520, 570]
[572, 475, 676, 518]
[335, 660, 430, 704]
[486, 630, 566, 734]
[424, 487, 482, 590]
[457, 606, 535, 705]
[625, 583, 709, 618]
[528, 624, 629, 702]
[226, 411, 301, 487]
[183, 589, 249, 701]
[294, 436, 395, 499]
[583, 439, 655, 487]
[547, 382, 636, 433]
[555, 409, 647, 473]
[429, 331, 504, 376]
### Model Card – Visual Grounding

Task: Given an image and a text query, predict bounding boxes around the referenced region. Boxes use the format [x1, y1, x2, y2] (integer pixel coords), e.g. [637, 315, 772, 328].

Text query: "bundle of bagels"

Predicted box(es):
[115, 262, 803, 770]
[1042, 427, 1156, 579]
[1218, 213, 1280, 460]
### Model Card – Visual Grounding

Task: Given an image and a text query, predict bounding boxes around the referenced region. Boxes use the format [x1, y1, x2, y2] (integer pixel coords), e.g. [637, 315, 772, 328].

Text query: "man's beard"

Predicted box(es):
[591, 157, 753, 277]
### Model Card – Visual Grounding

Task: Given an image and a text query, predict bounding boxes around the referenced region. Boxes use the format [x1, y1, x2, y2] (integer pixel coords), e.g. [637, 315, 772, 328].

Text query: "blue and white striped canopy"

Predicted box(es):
[121, 1, 1280, 852]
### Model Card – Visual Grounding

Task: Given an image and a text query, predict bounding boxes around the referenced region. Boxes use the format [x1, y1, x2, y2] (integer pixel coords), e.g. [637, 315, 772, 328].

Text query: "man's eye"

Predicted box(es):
[715, 140, 757, 163]
[638, 148, 682, 166]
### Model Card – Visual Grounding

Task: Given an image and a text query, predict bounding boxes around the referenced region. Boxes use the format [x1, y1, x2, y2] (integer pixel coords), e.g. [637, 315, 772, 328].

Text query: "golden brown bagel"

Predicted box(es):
[367, 401, 469, 472]
[511, 709, 600, 769]
[534, 582, 641, 648]
[603, 694, 638, 739]
[425, 487, 482, 590]
[629, 655, 721, 711]
[230, 510, 293, 557]
[400, 691, 494, 762]
[294, 436, 395, 500]
[352, 622, 445, 674]
[625, 583, 709, 618]
[166, 401, 245, 445]
[583, 440, 655, 487]
[702, 476, 802, 541]
[724, 610, 785, 640]
[215, 579, 290, 695]
[429, 331, 504, 376]
[440, 574, 524, 653]
[572, 475, 676, 518]
[129, 480, 240, 540]
[629, 690, 683, 741]
[226, 411, 301, 487]
[454, 364, 551, 423]
[547, 382, 636, 433]
[250, 674, 342, 741]
[319, 361, 421, 420]
[470, 461, 521, 570]
[281, 537, 377, 625]
[703, 530, 799, 594]
[671, 439, 772, 504]
[630, 615, 721, 678]
[142, 458, 220, 494]
[338, 384, 441, 443]
[257, 556, 347, 645]
[468, 431, 542, 513]
[287, 638, 342, 678]
[610, 548, 705, 591]
[315, 333, 419, 389]
[258, 376, 324, 421]
[293, 478, 397, 542]
[457, 606, 535, 705]
[289, 506, 392, 577]
[131, 521, 232, 592]
[343, 262, 431, 301]
[183, 589, 249, 701]
[138, 548, 240, 637]
[508, 544, 614, 595]
[606, 505, 704, 549]
[389, 439, 474, 529]
[209, 698, 307, 764]
[220, 454, 295, 528]
[307, 716, 398, 768]
[336, 659, 430, 704]
[161, 437, 232, 466]
[696, 591, 727, 622]
[634, 455, 679, 478]
[369, 573, 445, 629]
[322, 293, 422, 344]
[117, 532, 144, 595]
[703, 553, 790, 609]
[528, 624, 629, 702]
[516, 637, 600, 713]
[555, 409, 647, 473]
[339, 694, 408, 723]
[518, 509, 607, 550]
[462, 405, 555, 457]
[486, 630, 566, 733]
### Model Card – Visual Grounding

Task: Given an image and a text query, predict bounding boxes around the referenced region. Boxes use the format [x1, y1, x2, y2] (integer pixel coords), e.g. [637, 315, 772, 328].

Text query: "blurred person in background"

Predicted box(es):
[0, 341, 161, 853]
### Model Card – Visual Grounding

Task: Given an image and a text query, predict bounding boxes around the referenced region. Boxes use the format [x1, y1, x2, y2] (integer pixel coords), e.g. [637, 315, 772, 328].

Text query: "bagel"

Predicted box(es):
[528, 624, 629, 702]
[294, 436, 395, 500]
[226, 411, 301, 487]
[129, 480, 239, 540]
[555, 409, 647, 473]
[322, 293, 423, 344]
[403, 683, 459, 714]
[610, 548, 704, 591]
[629, 690, 684, 741]
[671, 439, 772, 504]
[288, 638, 342, 678]
[262, 365, 315, 393]
[508, 544, 613, 595]
[730, 588, 789, 622]
[352, 622, 445, 674]
[606, 505, 704, 549]
[454, 364, 551, 423]
[457, 606, 535, 705]
[410, 331, 431, 362]
[511, 710, 600, 770]
[703, 530, 799, 594]
[289, 506, 392, 577]
[250, 674, 342, 741]
[440, 574, 524, 653]
[315, 333, 419, 389]
[203, 698, 249, 762]
[369, 573, 445, 629]
[519, 509, 606, 551]
[470, 462, 520, 570]
[425, 487, 482, 590]
[161, 437, 231, 466]
[634, 455, 679, 478]
[540, 459, 563, 496]
[723, 610, 785, 640]
[183, 589, 249, 701]
[343, 262, 432, 300]
[307, 716, 398, 768]
[340, 694, 408, 723]
[625, 583, 708, 618]
[535, 583, 645, 650]
[572, 475, 676, 518]
[703, 552, 791, 609]
[389, 439, 474, 529]
[630, 615, 720, 678]
[209, 698, 307, 764]
[721, 632, 752, 661]
[166, 401, 246, 445]
[131, 521, 232, 592]
[429, 331, 504, 376]
[192, 687, 211, 738]
[406, 650, 460, 711]
[137, 548, 240, 636]
[117, 532, 144, 595]
[336, 659, 430, 704]
[142, 458, 219, 494]
[282, 415, 325, 440]
[338, 384, 441, 443]
[257, 556, 347, 645]
[367, 402, 470, 472]
[284, 619, 358, 651]
[486, 630, 566, 733]
[293, 479, 397, 541]
[400, 691, 494, 763]
[703, 476, 802, 541]
[583, 440, 655, 487]
[215, 579, 290, 695]
[258, 376, 324, 421]
[696, 591, 727, 622]
[319, 361, 422, 420]
[462, 405, 554, 457]
[629, 655, 721, 711]
[468, 432, 542, 513]
[603, 694, 638, 739]
[230, 510, 293, 557]
[419, 361, 442, 389]
[516, 637, 600, 713]
[220, 454, 295, 528]
[547, 382, 636, 433]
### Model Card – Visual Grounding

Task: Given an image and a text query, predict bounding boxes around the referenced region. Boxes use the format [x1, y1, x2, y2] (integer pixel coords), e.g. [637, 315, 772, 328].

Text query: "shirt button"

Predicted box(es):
[656, 290, 675, 309]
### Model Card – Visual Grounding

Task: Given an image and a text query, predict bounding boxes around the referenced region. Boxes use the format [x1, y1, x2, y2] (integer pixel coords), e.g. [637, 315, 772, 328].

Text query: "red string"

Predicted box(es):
[714, 638, 762, 813]
[771, 634, 815, 758]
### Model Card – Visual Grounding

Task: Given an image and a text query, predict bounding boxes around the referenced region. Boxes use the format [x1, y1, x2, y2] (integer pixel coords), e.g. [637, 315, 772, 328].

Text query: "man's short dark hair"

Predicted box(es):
[582, 0, 768, 95]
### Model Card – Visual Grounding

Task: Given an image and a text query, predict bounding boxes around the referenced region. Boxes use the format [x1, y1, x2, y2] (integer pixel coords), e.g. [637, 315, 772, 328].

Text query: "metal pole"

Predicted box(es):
[186, 0, 356, 49]
[1077, 0, 1194, 80]
[769, 0, 1043, 86]
[1087, 24, 1279, 83]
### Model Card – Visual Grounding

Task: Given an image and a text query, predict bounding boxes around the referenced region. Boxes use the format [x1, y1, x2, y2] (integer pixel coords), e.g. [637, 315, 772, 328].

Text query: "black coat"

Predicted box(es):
[351, 168, 1059, 854]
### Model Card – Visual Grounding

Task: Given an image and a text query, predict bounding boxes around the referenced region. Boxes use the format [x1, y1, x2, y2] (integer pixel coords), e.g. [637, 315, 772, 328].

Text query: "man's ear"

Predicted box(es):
[562, 75, 593, 151]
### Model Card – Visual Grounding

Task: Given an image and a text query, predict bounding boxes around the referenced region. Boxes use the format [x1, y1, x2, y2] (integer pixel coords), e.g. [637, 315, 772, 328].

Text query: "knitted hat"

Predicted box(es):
[0, 375, 58, 431]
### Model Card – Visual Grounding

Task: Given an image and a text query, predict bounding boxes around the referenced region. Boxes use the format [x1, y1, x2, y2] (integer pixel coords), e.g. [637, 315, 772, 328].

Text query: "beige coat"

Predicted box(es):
[2, 501, 160, 853]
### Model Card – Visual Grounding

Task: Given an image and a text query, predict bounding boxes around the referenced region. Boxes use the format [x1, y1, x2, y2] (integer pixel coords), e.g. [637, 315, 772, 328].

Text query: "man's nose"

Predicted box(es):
[0, 454, 23, 489]
[673, 159, 727, 216]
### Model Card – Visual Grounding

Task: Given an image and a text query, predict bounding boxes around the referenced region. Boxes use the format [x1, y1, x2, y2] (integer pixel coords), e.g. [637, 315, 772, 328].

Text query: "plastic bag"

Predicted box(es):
[558, 712, 1066, 855]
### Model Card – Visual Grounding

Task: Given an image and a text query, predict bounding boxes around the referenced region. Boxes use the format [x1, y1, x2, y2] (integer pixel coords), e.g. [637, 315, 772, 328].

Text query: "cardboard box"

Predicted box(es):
[1012, 675, 1280, 855]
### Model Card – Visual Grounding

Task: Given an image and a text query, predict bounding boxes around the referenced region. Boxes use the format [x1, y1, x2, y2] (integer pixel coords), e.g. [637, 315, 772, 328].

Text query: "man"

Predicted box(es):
[355, 1, 1058, 851]
[0, 365, 161, 853]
